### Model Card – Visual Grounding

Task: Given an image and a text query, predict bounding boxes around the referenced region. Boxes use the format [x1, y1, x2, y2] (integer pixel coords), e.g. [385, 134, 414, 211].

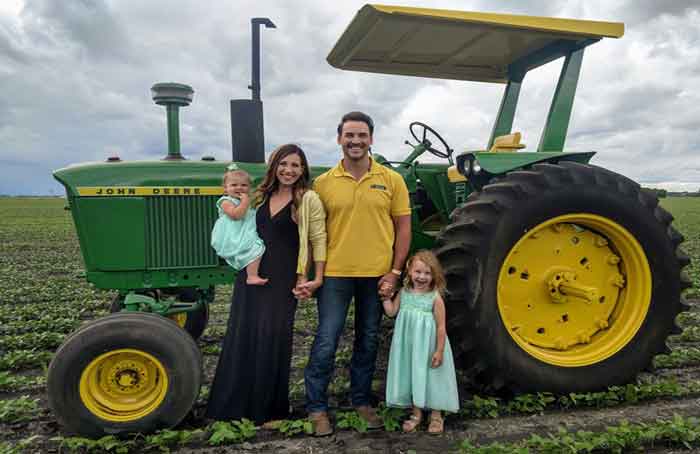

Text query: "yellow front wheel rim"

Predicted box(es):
[497, 213, 651, 367]
[79, 349, 168, 422]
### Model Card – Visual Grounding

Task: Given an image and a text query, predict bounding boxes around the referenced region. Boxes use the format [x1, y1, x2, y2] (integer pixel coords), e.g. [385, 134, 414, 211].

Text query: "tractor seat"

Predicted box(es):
[490, 132, 526, 152]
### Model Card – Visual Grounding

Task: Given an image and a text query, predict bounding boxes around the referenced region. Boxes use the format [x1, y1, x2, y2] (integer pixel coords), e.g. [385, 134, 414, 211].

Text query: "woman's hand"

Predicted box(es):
[295, 278, 323, 300]
[431, 351, 443, 368]
[292, 275, 308, 300]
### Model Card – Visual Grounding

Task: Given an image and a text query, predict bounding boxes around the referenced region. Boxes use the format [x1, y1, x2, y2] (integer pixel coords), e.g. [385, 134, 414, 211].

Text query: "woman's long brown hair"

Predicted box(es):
[254, 144, 311, 217]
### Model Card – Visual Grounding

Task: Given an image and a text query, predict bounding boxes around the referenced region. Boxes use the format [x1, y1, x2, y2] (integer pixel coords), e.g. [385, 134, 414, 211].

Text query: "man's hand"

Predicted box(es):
[293, 276, 322, 300]
[292, 275, 308, 300]
[296, 279, 322, 300]
[378, 272, 399, 299]
[431, 351, 443, 368]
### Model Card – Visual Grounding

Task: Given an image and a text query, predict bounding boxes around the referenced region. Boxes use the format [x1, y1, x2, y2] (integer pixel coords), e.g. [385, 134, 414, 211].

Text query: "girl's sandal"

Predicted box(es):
[428, 414, 444, 434]
[402, 414, 422, 433]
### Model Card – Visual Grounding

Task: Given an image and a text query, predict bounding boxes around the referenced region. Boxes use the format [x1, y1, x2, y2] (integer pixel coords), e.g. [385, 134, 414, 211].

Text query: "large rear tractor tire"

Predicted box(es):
[47, 312, 202, 437]
[436, 161, 691, 393]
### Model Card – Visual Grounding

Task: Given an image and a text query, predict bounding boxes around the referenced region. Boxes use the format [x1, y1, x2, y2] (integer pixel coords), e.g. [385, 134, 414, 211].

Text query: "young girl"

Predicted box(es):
[211, 165, 268, 285]
[383, 250, 459, 434]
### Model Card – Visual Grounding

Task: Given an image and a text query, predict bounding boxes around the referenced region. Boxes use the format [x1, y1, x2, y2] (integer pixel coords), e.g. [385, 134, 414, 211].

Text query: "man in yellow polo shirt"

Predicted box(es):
[304, 111, 411, 436]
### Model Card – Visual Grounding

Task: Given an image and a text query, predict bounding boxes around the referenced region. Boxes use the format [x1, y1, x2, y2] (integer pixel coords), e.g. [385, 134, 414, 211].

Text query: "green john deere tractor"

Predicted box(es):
[48, 4, 690, 438]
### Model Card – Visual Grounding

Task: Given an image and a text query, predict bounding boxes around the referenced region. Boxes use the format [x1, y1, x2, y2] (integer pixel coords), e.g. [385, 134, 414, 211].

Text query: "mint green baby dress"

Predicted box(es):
[385, 289, 459, 412]
[210, 196, 265, 270]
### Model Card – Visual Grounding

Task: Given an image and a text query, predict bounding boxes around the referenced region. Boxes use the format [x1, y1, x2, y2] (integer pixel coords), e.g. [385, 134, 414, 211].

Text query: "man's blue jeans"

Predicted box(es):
[304, 277, 383, 413]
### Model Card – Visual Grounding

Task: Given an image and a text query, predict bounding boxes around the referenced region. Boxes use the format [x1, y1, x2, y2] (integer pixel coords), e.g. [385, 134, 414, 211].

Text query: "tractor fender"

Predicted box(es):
[457, 151, 596, 177]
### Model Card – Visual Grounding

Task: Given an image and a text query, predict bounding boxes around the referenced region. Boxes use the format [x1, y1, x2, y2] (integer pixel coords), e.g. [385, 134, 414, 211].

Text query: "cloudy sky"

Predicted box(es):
[0, 0, 698, 195]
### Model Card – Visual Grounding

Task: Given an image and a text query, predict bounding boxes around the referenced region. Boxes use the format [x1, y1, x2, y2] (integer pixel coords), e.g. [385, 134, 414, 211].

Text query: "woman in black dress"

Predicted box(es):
[207, 144, 325, 424]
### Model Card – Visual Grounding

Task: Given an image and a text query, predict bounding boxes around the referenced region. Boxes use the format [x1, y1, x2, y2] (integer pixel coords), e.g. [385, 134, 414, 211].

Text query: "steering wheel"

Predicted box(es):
[409, 121, 453, 160]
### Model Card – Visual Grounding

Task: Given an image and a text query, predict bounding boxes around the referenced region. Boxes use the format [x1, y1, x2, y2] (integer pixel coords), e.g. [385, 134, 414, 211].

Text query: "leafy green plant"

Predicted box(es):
[461, 395, 501, 418]
[201, 344, 222, 355]
[0, 349, 53, 371]
[145, 428, 204, 452]
[0, 436, 40, 454]
[328, 374, 351, 395]
[270, 419, 313, 436]
[202, 325, 227, 338]
[675, 325, 700, 342]
[654, 346, 700, 368]
[289, 377, 305, 400]
[336, 410, 369, 433]
[676, 311, 700, 328]
[208, 419, 257, 446]
[0, 395, 40, 423]
[459, 440, 528, 453]
[459, 414, 700, 453]
[335, 345, 353, 367]
[505, 392, 555, 414]
[0, 371, 46, 392]
[0, 331, 65, 350]
[53, 435, 135, 453]
[0, 316, 79, 336]
[378, 403, 405, 432]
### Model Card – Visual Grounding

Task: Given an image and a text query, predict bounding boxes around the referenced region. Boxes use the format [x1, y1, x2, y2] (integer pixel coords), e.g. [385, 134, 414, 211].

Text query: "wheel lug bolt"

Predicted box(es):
[609, 274, 625, 288]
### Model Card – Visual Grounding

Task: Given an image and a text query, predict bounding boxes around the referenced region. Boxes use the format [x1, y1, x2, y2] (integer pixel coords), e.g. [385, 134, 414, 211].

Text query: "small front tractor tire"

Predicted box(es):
[436, 161, 691, 393]
[47, 312, 202, 437]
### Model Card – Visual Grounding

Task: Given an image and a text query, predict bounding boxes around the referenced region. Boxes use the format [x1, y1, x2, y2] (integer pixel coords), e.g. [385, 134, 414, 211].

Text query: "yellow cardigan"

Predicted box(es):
[297, 190, 327, 275]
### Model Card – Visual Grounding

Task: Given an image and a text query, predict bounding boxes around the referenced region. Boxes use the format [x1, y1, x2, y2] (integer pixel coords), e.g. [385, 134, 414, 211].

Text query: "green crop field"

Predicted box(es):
[2, 196, 700, 453]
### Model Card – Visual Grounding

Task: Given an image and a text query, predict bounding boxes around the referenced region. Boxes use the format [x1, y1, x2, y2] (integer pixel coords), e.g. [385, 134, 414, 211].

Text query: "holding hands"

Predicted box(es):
[293, 275, 322, 301]
[378, 271, 400, 299]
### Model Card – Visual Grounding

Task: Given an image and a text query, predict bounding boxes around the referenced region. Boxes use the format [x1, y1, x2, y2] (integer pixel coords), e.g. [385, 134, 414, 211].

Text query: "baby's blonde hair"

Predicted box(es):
[223, 169, 251, 186]
[403, 250, 446, 295]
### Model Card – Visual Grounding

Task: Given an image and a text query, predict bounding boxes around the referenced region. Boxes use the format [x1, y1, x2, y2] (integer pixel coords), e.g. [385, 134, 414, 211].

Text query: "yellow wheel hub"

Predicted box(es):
[79, 349, 168, 422]
[497, 214, 651, 367]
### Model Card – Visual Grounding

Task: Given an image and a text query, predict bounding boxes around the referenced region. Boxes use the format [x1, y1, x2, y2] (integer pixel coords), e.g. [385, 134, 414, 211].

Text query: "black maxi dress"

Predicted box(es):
[206, 199, 299, 424]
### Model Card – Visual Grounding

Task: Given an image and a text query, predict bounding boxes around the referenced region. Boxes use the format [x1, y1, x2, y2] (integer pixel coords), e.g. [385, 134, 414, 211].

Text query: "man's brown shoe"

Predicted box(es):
[309, 411, 333, 436]
[355, 405, 383, 429]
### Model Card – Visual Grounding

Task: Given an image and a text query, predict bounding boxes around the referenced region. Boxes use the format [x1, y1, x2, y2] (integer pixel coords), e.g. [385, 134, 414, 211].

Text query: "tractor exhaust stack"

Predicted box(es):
[230, 17, 276, 163]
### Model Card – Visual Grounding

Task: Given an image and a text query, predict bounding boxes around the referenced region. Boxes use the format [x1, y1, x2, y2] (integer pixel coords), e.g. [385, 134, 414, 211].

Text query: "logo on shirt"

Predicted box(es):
[370, 184, 387, 191]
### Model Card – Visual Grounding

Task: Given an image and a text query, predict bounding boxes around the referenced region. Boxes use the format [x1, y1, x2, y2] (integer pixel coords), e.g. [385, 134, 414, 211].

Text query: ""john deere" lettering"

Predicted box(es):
[76, 186, 223, 197]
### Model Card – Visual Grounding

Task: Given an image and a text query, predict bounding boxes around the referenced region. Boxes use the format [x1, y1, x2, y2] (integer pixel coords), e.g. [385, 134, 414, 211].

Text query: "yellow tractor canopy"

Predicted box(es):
[328, 4, 624, 83]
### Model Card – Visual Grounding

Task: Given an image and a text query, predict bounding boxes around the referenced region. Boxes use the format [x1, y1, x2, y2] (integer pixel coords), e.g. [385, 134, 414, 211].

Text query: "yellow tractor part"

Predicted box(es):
[497, 213, 651, 367]
[79, 349, 168, 422]
[169, 312, 187, 328]
[328, 4, 623, 83]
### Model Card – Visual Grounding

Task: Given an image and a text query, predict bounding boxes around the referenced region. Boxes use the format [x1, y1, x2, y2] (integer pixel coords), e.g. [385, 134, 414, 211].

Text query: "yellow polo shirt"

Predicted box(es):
[314, 158, 411, 277]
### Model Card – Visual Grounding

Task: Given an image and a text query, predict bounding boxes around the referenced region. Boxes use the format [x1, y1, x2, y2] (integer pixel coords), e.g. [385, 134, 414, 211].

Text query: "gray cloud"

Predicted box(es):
[0, 0, 698, 194]
[21, 0, 134, 62]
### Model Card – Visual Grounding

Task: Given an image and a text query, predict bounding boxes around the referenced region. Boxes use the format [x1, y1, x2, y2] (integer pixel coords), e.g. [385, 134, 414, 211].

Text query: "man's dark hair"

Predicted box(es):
[337, 111, 374, 137]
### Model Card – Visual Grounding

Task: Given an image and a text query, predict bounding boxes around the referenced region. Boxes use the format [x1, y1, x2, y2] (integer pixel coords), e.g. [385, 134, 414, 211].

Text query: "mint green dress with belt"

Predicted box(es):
[385, 289, 459, 412]
[210, 196, 265, 270]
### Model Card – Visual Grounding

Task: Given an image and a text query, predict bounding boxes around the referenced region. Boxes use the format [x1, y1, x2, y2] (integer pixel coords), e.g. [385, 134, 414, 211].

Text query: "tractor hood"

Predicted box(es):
[53, 160, 262, 198]
[328, 4, 623, 83]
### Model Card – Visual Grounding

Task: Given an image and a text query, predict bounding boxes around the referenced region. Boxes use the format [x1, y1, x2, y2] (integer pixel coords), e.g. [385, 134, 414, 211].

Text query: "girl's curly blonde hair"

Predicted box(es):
[403, 249, 446, 295]
[222, 169, 251, 186]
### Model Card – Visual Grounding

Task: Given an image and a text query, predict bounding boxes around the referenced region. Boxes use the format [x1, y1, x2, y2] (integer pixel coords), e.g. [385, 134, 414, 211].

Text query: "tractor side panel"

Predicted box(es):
[75, 197, 146, 271]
